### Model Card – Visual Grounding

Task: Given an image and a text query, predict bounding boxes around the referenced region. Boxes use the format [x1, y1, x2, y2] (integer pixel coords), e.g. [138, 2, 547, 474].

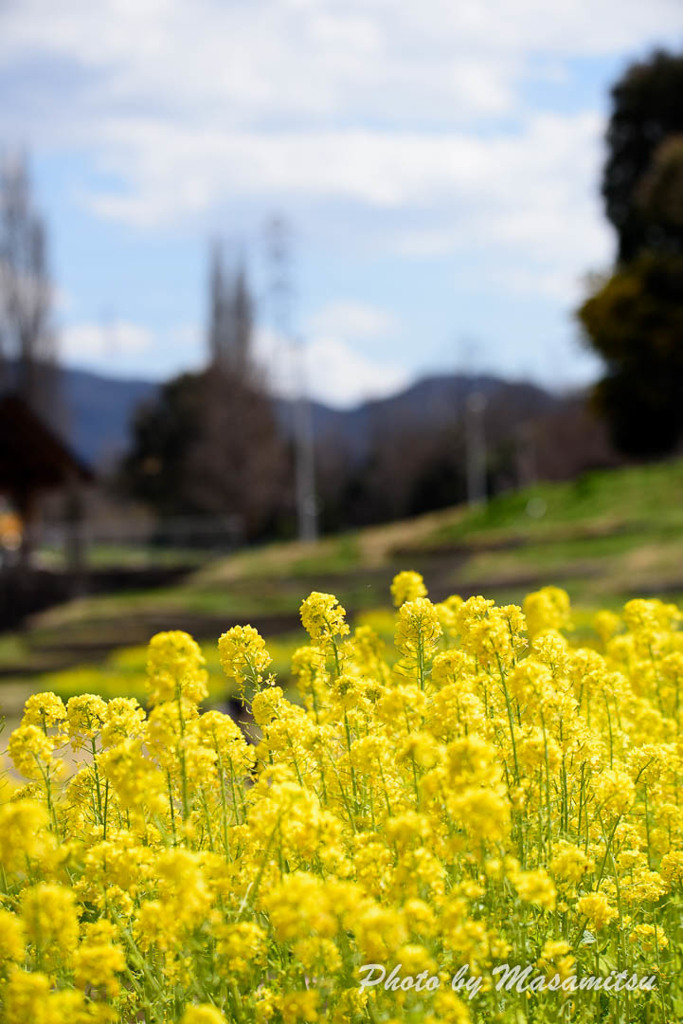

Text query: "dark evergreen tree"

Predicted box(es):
[603, 49, 683, 263]
[579, 48, 683, 457]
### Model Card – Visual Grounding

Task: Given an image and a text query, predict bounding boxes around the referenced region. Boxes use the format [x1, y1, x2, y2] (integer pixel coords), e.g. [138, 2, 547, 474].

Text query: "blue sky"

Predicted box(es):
[2, 0, 682, 407]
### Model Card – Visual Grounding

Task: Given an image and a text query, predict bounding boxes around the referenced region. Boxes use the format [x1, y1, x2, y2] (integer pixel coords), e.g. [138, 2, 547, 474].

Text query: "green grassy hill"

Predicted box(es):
[2, 458, 683, 714]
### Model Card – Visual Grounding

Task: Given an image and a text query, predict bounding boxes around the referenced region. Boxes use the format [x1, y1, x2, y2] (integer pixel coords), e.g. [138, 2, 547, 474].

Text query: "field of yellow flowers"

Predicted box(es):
[1, 573, 681, 1023]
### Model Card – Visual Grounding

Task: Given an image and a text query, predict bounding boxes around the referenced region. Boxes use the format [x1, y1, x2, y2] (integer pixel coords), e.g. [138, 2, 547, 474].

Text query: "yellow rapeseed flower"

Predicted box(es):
[390, 570, 428, 607]
[2, 580, 683, 1022]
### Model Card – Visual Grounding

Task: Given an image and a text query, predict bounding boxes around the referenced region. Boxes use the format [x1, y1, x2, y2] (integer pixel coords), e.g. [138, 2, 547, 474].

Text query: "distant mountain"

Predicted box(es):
[278, 374, 561, 464]
[44, 364, 561, 470]
[61, 366, 160, 466]
[0, 361, 159, 466]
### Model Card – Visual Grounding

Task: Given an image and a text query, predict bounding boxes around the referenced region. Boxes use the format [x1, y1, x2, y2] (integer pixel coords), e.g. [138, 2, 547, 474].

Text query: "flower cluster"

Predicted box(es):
[0, 584, 681, 1022]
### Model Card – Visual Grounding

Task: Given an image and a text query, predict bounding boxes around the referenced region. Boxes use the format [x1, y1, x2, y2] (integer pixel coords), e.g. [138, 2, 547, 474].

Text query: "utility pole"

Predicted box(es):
[293, 335, 318, 542]
[465, 391, 487, 507]
[458, 336, 488, 507]
[265, 215, 318, 542]
[515, 421, 537, 490]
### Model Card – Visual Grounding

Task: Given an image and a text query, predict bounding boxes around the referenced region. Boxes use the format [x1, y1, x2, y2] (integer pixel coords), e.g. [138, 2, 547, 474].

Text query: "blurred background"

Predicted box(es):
[1, 0, 683, 714]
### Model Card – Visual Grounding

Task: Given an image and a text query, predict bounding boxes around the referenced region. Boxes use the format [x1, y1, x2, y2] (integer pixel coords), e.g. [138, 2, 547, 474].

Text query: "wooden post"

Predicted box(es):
[65, 472, 87, 595]
[14, 485, 37, 570]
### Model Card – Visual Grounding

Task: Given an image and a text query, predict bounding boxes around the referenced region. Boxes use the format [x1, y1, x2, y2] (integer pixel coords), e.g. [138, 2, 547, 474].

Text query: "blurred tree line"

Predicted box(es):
[122, 47, 683, 542]
[121, 248, 620, 541]
[578, 48, 683, 457]
[13, 45, 683, 555]
[312, 391, 618, 533]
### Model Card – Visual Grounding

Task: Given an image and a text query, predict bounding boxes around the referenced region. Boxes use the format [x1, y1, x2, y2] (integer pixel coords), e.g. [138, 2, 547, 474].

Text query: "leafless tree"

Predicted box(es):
[0, 152, 60, 425]
[207, 242, 252, 380]
[189, 242, 289, 538]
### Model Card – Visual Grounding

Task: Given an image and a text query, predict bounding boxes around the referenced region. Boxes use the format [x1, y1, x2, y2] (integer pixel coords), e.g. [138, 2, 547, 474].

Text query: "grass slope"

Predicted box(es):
[2, 458, 683, 712]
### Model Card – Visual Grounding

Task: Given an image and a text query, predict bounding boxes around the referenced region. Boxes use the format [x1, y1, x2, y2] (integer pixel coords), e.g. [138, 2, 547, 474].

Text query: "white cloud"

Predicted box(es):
[1, 0, 680, 379]
[59, 311, 409, 406]
[2, 0, 680, 139]
[493, 266, 589, 303]
[2, 1, 680, 191]
[1, 0, 677, 287]
[254, 325, 409, 407]
[82, 112, 597, 219]
[61, 320, 153, 362]
[72, 110, 611, 311]
[302, 336, 410, 407]
[59, 319, 218, 380]
[306, 301, 398, 341]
